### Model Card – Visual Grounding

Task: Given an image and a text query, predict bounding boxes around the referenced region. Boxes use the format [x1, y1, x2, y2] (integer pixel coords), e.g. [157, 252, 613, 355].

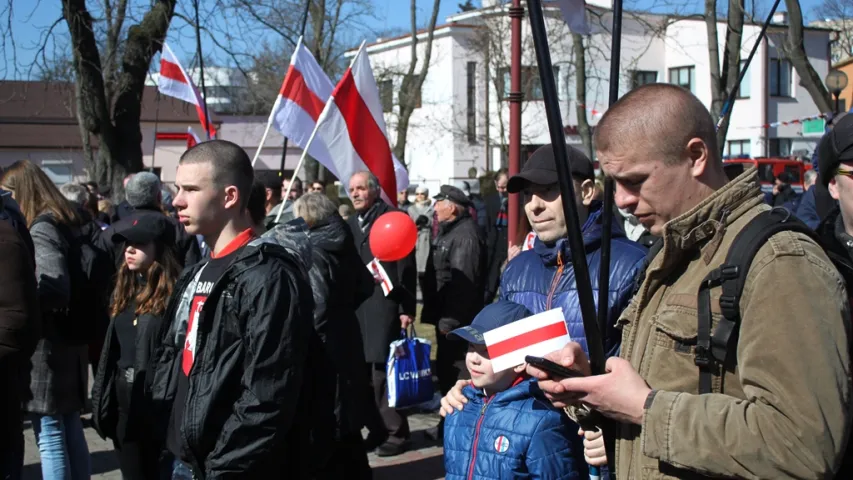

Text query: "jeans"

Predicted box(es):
[171, 459, 194, 480]
[30, 413, 90, 480]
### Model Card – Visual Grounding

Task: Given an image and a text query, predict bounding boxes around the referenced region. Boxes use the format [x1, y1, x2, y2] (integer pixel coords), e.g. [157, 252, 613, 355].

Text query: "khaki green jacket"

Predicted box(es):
[616, 168, 851, 479]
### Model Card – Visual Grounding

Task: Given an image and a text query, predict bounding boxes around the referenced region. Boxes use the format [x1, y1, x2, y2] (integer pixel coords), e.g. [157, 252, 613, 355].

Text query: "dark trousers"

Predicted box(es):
[365, 363, 409, 443]
[113, 371, 160, 480]
[0, 417, 23, 480]
[436, 328, 470, 395]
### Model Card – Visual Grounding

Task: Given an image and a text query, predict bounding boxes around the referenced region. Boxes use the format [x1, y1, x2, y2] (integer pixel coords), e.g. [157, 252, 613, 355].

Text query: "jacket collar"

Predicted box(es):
[533, 201, 627, 266]
[660, 166, 762, 258]
[462, 377, 540, 405]
[438, 211, 470, 235]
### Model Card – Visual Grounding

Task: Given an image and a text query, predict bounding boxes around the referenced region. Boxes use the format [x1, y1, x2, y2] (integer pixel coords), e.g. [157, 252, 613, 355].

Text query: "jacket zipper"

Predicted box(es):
[467, 397, 492, 480]
[545, 252, 565, 310]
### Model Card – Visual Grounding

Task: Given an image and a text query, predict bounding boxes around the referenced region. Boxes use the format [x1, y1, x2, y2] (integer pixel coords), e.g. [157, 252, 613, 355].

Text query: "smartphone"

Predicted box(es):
[525, 355, 585, 379]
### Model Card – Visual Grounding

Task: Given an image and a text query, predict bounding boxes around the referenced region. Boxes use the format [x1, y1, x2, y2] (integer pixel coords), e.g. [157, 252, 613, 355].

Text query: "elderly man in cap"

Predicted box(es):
[422, 185, 486, 398]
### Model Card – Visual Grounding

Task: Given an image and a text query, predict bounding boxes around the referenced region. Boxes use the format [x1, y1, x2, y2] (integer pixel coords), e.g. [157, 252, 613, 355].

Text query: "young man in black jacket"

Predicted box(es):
[148, 140, 316, 479]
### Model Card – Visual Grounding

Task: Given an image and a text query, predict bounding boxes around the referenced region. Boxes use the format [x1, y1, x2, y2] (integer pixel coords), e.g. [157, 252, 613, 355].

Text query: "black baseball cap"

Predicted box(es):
[448, 301, 533, 344]
[507, 144, 595, 194]
[819, 113, 853, 186]
[111, 214, 174, 246]
[433, 185, 473, 208]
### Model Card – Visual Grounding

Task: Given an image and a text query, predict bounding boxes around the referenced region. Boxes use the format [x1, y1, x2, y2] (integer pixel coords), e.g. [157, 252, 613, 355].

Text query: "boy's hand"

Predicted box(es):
[439, 379, 470, 417]
[579, 428, 607, 466]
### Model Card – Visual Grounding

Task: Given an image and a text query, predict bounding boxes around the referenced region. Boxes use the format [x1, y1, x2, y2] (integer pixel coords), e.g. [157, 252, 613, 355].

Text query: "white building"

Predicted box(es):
[352, 0, 833, 192]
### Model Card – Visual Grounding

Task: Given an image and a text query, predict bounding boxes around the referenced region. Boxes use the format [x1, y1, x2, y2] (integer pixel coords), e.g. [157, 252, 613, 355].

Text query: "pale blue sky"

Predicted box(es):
[0, 0, 829, 79]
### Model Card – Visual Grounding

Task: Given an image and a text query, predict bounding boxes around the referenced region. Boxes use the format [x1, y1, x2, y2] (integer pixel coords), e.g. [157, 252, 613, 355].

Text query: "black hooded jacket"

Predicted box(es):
[146, 237, 316, 478]
[304, 213, 373, 443]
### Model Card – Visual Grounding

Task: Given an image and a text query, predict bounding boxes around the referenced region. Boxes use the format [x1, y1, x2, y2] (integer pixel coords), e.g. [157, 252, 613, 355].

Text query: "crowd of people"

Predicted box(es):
[0, 82, 851, 480]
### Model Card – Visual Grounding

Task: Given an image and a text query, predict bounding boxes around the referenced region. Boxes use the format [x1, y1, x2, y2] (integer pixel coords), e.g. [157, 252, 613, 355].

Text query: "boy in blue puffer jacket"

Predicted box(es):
[443, 301, 586, 479]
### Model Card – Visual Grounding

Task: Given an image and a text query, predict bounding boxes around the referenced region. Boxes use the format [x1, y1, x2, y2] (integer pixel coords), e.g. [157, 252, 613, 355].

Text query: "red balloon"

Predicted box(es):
[369, 211, 418, 262]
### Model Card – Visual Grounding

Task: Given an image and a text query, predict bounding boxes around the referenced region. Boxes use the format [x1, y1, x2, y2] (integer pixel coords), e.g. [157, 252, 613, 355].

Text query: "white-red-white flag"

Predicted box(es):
[484, 308, 571, 373]
[367, 258, 394, 296]
[270, 38, 338, 176]
[311, 43, 409, 205]
[186, 126, 201, 150]
[556, 0, 591, 35]
[158, 43, 217, 138]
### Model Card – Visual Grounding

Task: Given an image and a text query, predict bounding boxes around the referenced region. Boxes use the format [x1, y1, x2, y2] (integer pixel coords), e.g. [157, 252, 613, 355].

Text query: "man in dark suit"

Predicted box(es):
[483, 168, 509, 303]
[346, 171, 417, 457]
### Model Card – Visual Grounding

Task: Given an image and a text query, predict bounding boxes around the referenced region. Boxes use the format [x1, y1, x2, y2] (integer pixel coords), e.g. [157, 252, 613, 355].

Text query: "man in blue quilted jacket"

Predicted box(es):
[440, 144, 647, 468]
[443, 301, 586, 479]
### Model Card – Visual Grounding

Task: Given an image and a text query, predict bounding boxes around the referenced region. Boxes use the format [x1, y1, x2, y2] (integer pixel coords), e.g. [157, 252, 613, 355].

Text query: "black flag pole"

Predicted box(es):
[716, 0, 782, 132]
[598, 0, 624, 472]
[526, 0, 606, 377]
[279, 0, 313, 178]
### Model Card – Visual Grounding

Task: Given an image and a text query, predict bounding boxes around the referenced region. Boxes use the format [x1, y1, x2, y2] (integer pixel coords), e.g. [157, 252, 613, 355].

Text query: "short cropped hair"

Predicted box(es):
[247, 181, 267, 226]
[180, 140, 254, 209]
[293, 192, 339, 227]
[594, 84, 719, 166]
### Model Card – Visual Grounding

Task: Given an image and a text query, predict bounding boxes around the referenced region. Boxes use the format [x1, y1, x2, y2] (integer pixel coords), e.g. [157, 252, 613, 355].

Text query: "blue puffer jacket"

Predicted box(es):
[443, 378, 586, 479]
[500, 204, 647, 357]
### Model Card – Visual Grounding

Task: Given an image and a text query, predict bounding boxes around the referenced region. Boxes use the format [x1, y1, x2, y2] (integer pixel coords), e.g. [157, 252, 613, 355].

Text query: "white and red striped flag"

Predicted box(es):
[186, 126, 201, 149]
[268, 38, 338, 175]
[311, 42, 408, 205]
[157, 42, 216, 138]
[556, 0, 591, 35]
[484, 308, 571, 373]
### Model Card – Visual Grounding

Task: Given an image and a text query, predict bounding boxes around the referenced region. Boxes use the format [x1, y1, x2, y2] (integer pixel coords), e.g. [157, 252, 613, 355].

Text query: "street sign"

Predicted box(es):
[803, 118, 825, 135]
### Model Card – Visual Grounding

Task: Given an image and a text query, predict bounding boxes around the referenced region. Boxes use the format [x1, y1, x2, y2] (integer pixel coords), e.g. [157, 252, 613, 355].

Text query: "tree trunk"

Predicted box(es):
[784, 0, 833, 113]
[392, 0, 441, 166]
[63, 0, 176, 201]
[717, 0, 744, 149]
[572, 33, 593, 161]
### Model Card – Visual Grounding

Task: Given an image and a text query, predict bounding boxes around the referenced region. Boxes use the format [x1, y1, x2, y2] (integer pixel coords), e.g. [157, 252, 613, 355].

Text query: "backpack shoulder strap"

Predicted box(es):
[696, 208, 818, 394]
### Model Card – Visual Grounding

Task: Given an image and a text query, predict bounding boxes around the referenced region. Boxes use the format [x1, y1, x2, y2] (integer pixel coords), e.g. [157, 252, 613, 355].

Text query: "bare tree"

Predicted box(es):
[393, 0, 442, 165]
[705, 0, 745, 150]
[783, 0, 833, 112]
[815, 0, 853, 63]
[62, 0, 177, 198]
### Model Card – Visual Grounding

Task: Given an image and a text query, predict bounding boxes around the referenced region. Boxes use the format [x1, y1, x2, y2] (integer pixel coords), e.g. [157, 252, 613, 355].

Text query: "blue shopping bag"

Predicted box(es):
[386, 328, 434, 408]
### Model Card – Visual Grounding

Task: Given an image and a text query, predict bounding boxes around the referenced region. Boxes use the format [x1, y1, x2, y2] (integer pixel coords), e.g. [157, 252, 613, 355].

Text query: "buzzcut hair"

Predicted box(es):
[594, 84, 719, 166]
[180, 140, 254, 209]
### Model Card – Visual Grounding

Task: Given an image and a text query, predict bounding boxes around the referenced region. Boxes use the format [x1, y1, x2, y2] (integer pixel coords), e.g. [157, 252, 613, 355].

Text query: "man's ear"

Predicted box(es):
[829, 177, 841, 200]
[581, 179, 596, 206]
[223, 185, 240, 210]
[686, 137, 710, 178]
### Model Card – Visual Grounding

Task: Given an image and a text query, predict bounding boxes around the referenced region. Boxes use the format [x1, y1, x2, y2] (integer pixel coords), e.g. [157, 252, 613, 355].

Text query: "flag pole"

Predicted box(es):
[278, 0, 313, 177]
[274, 41, 364, 225]
[194, 0, 212, 140]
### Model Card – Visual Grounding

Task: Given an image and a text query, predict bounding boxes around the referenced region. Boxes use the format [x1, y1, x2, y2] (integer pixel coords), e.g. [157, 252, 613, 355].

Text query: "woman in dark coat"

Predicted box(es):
[1, 160, 90, 480]
[293, 192, 375, 479]
[91, 215, 181, 479]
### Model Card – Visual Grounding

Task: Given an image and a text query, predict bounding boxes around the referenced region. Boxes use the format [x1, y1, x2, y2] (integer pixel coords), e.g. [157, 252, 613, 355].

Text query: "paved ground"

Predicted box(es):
[22, 411, 445, 479]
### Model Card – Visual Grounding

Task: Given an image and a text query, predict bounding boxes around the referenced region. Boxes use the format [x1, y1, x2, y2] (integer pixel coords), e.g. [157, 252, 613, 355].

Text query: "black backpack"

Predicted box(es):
[695, 207, 852, 476]
[32, 214, 114, 345]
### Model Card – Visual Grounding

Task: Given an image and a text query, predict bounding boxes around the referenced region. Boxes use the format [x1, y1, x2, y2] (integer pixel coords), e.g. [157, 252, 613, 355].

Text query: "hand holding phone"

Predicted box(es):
[525, 355, 585, 379]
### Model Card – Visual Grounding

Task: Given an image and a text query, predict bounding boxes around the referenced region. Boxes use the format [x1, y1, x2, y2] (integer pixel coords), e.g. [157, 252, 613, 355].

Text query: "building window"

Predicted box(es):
[668, 66, 694, 92]
[768, 138, 793, 157]
[727, 139, 750, 158]
[769, 58, 792, 97]
[632, 70, 657, 89]
[41, 160, 74, 185]
[466, 61, 477, 144]
[499, 66, 560, 101]
[379, 79, 393, 113]
[399, 74, 423, 109]
[737, 61, 750, 98]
